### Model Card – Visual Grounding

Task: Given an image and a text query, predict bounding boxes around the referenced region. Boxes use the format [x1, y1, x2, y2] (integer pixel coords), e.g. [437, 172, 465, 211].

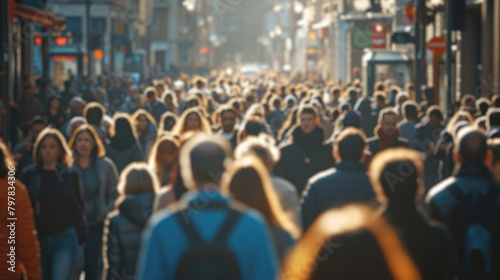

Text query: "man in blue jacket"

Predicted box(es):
[301, 128, 376, 231]
[136, 134, 279, 280]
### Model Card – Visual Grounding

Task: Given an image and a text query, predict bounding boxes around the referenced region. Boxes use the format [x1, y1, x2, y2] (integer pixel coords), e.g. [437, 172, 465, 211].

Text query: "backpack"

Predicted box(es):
[449, 183, 500, 279]
[174, 205, 242, 280]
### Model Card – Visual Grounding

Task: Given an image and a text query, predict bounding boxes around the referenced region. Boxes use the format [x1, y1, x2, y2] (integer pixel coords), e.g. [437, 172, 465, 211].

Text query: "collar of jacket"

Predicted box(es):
[335, 160, 366, 172]
[292, 125, 324, 148]
[180, 189, 231, 209]
[456, 162, 494, 178]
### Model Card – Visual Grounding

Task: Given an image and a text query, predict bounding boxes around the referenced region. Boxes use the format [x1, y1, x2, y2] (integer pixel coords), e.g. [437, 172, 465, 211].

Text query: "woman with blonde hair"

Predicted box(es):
[161, 90, 178, 115]
[223, 156, 299, 261]
[20, 127, 86, 280]
[132, 109, 157, 158]
[102, 163, 160, 280]
[158, 111, 179, 136]
[105, 113, 144, 173]
[68, 124, 119, 279]
[171, 107, 212, 136]
[148, 135, 180, 187]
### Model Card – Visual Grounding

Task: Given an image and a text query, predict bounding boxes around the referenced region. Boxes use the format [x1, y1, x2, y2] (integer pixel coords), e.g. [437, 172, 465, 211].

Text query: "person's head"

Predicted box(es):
[476, 98, 492, 116]
[47, 95, 62, 111]
[492, 95, 500, 108]
[30, 116, 47, 141]
[334, 128, 367, 162]
[110, 113, 138, 139]
[161, 90, 178, 107]
[454, 127, 490, 165]
[234, 134, 280, 170]
[116, 162, 160, 207]
[143, 86, 158, 103]
[83, 102, 106, 126]
[461, 94, 476, 109]
[281, 205, 420, 280]
[402, 101, 418, 121]
[426, 105, 443, 128]
[179, 134, 232, 190]
[69, 97, 86, 116]
[0, 142, 15, 178]
[487, 108, 500, 129]
[237, 116, 267, 144]
[68, 124, 106, 159]
[374, 91, 387, 107]
[185, 95, 201, 109]
[33, 127, 73, 168]
[297, 104, 319, 135]
[219, 105, 238, 133]
[475, 115, 488, 131]
[446, 110, 473, 135]
[223, 156, 299, 237]
[395, 91, 410, 106]
[173, 107, 211, 135]
[133, 109, 156, 134]
[378, 107, 398, 136]
[374, 81, 386, 92]
[331, 86, 341, 100]
[369, 148, 424, 207]
[159, 112, 178, 134]
[149, 135, 180, 171]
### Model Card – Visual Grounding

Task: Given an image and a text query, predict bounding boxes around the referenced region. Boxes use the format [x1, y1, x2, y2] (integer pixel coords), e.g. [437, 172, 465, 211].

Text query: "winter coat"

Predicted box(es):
[138, 122, 157, 158]
[274, 126, 335, 195]
[106, 136, 144, 174]
[74, 156, 119, 224]
[301, 160, 376, 231]
[102, 192, 156, 280]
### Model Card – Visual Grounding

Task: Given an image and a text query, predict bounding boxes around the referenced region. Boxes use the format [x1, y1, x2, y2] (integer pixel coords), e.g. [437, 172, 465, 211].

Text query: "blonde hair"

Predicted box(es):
[33, 127, 73, 167]
[172, 107, 212, 135]
[68, 124, 106, 159]
[222, 156, 300, 238]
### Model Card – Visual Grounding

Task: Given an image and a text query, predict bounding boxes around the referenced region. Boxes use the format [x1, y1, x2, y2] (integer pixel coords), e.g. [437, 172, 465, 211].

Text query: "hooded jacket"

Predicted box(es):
[106, 132, 144, 174]
[138, 121, 157, 158]
[274, 125, 335, 195]
[102, 192, 156, 280]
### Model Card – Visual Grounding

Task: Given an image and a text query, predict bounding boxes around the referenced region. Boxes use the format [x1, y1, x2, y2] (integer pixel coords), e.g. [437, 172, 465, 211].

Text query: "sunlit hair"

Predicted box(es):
[109, 113, 138, 139]
[179, 134, 232, 190]
[115, 162, 160, 208]
[245, 103, 266, 119]
[234, 134, 280, 167]
[377, 107, 397, 123]
[161, 90, 178, 110]
[278, 106, 298, 140]
[222, 156, 300, 238]
[281, 204, 421, 280]
[33, 127, 73, 167]
[297, 104, 319, 123]
[158, 111, 179, 135]
[83, 102, 107, 125]
[0, 142, 16, 177]
[148, 135, 180, 173]
[369, 148, 424, 206]
[133, 108, 157, 127]
[269, 95, 284, 111]
[172, 107, 212, 135]
[68, 124, 106, 159]
[446, 110, 473, 135]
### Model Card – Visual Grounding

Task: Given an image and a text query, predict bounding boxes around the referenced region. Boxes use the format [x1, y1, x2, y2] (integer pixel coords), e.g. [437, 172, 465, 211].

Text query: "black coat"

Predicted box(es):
[274, 126, 334, 195]
[102, 192, 155, 280]
[366, 136, 409, 156]
[301, 160, 376, 230]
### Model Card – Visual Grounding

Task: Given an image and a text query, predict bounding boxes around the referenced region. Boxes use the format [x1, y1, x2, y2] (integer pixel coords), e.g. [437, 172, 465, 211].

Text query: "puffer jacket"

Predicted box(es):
[102, 192, 155, 280]
[74, 156, 119, 224]
[273, 125, 334, 195]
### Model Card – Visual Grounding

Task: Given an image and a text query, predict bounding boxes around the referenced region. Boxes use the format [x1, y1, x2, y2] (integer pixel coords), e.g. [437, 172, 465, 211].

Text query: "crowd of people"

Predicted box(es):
[0, 70, 500, 280]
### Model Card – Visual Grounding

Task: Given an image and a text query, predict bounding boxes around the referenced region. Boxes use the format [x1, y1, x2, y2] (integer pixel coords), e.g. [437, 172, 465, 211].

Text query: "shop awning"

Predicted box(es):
[15, 3, 66, 30]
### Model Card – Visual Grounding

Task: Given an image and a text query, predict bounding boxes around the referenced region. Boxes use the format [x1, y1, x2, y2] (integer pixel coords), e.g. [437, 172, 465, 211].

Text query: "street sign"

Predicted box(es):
[371, 23, 387, 49]
[427, 36, 446, 55]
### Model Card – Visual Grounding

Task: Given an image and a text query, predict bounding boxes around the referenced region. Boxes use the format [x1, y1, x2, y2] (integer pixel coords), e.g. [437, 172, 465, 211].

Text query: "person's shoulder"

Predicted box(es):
[366, 136, 378, 143]
[309, 168, 337, 186]
[396, 137, 409, 144]
[20, 164, 37, 177]
[13, 142, 27, 152]
[426, 176, 457, 203]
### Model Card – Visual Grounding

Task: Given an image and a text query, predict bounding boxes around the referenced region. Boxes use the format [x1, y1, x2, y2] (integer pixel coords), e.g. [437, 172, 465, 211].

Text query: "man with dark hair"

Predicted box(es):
[83, 102, 107, 141]
[328, 87, 341, 108]
[142, 87, 168, 124]
[217, 105, 238, 147]
[370, 148, 458, 279]
[486, 108, 500, 138]
[274, 104, 335, 195]
[461, 94, 477, 115]
[301, 127, 375, 230]
[426, 127, 500, 279]
[137, 134, 278, 280]
[476, 98, 492, 118]
[415, 105, 445, 190]
[367, 107, 408, 156]
[398, 101, 419, 148]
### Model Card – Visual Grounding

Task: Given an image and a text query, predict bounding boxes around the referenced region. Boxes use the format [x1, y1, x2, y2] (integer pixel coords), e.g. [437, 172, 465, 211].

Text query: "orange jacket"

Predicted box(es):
[0, 178, 41, 280]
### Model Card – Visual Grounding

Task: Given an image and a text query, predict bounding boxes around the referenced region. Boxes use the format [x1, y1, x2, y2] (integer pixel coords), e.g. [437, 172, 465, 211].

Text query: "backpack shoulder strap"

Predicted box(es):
[175, 210, 204, 243]
[213, 209, 241, 243]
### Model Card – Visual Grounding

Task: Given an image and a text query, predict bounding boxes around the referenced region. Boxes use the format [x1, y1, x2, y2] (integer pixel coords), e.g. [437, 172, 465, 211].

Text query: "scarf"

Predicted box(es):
[377, 127, 399, 151]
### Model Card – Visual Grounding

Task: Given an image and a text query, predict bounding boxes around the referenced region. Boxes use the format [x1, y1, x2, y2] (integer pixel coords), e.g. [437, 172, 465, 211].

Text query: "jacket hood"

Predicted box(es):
[119, 192, 155, 228]
[292, 125, 324, 148]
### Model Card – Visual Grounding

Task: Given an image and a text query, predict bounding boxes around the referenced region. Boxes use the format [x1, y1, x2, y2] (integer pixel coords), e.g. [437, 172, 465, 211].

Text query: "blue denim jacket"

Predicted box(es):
[136, 190, 279, 280]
